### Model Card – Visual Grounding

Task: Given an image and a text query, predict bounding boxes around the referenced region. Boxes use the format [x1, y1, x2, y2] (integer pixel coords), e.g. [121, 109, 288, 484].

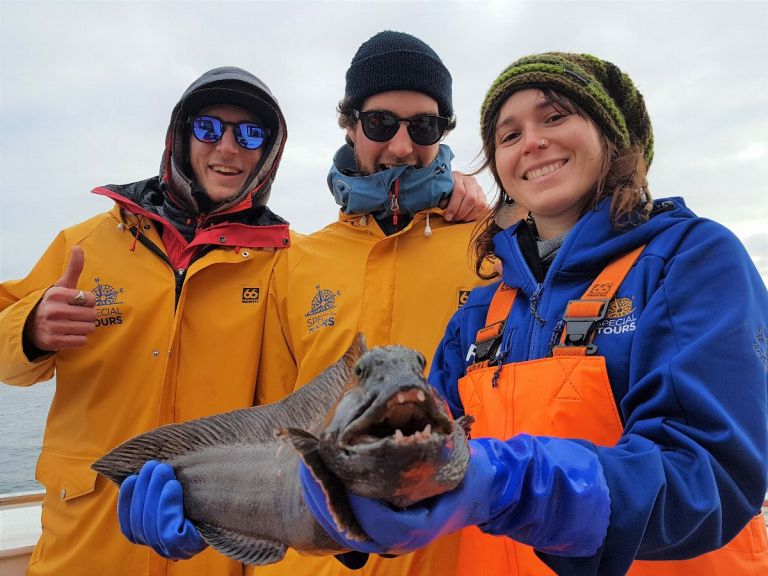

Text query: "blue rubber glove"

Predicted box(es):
[299, 440, 496, 554]
[302, 435, 610, 557]
[118, 460, 207, 559]
[300, 462, 389, 554]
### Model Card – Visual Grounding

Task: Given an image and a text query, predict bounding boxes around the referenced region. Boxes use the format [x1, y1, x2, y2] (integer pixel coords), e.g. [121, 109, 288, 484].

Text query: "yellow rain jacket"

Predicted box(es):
[0, 65, 291, 576]
[252, 209, 488, 576]
[0, 202, 293, 576]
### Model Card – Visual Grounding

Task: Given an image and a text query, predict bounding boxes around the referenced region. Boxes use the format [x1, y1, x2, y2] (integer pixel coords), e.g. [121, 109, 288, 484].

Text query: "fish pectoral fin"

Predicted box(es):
[275, 427, 320, 455]
[197, 522, 287, 566]
[456, 414, 475, 437]
[277, 428, 368, 542]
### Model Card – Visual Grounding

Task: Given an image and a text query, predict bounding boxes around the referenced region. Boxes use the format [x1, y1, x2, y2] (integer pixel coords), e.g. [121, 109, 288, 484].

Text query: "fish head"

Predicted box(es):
[317, 345, 471, 508]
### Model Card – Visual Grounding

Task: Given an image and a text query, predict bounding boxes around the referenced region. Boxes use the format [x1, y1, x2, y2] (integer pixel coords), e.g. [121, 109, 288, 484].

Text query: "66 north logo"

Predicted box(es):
[242, 287, 261, 304]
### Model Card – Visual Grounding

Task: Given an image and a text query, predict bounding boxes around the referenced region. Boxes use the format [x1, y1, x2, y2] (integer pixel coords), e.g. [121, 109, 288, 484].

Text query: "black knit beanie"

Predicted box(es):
[481, 53, 653, 165]
[345, 30, 453, 118]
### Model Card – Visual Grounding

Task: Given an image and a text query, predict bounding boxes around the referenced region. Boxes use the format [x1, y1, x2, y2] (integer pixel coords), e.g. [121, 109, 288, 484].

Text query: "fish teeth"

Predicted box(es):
[392, 424, 436, 444]
[397, 392, 406, 404]
[414, 424, 432, 443]
[417, 390, 426, 402]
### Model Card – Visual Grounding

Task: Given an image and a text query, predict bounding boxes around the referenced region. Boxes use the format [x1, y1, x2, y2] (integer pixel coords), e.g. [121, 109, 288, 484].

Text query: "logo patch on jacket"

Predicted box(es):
[305, 285, 341, 333]
[92, 277, 125, 328]
[458, 290, 471, 308]
[595, 297, 637, 335]
[754, 327, 768, 371]
[242, 287, 260, 304]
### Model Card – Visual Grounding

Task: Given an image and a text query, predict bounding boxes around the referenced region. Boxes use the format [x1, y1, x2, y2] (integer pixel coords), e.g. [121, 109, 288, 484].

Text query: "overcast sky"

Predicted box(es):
[1, 0, 766, 283]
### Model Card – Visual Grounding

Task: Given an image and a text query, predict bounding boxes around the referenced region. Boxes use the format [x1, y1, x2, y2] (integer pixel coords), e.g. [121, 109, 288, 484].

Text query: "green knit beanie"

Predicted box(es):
[480, 53, 653, 165]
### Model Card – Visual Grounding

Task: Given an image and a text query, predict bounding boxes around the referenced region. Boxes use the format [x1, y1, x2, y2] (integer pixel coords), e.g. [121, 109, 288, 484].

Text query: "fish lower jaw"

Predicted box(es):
[340, 430, 445, 454]
[393, 424, 437, 445]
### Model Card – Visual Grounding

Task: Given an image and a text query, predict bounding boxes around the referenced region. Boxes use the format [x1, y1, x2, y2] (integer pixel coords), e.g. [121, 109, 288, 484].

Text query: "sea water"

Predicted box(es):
[0, 380, 53, 493]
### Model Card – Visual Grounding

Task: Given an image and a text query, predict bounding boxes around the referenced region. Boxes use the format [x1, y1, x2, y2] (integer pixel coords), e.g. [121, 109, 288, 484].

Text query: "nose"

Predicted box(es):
[521, 127, 544, 154]
[387, 122, 414, 158]
[215, 126, 239, 155]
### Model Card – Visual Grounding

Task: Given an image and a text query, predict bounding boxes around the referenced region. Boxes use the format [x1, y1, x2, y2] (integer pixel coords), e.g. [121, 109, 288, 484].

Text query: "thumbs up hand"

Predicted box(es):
[26, 246, 97, 352]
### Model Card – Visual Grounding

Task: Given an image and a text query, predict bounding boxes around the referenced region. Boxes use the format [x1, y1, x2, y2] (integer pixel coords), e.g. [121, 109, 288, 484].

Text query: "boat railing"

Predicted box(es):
[0, 490, 44, 509]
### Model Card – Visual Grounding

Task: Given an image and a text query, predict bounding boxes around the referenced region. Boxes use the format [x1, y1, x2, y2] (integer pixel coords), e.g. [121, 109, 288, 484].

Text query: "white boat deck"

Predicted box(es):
[0, 491, 42, 575]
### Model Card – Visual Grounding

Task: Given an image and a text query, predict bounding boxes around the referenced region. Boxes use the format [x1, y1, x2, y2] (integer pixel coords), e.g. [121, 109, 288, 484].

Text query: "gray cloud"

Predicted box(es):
[1, 0, 766, 283]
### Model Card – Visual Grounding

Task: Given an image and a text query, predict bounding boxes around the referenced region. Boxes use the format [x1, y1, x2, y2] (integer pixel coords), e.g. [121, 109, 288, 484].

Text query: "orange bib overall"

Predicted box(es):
[457, 247, 767, 575]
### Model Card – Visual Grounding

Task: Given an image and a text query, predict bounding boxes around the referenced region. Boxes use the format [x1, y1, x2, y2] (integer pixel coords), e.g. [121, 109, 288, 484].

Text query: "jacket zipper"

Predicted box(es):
[131, 227, 186, 308]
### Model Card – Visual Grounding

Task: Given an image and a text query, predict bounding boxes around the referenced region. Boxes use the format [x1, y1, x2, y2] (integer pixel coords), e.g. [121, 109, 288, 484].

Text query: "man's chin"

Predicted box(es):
[203, 187, 241, 204]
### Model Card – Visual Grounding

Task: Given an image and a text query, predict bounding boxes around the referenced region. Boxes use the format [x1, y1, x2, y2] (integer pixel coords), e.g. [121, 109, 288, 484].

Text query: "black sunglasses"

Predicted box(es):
[353, 110, 450, 146]
[188, 115, 270, 150]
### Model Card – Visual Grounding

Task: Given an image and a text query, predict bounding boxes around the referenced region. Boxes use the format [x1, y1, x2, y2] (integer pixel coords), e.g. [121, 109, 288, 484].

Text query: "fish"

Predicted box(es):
[92, 334, 473, 566]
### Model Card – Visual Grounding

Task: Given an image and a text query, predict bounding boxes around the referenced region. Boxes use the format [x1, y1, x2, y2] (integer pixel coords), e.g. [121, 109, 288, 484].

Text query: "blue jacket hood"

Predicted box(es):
[494, 197, 693, 296]
[327, 143, 454, 226]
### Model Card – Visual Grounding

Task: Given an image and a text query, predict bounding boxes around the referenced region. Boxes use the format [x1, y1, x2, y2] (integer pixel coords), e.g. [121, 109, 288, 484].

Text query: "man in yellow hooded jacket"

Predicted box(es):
[0, 67, 292, 576]
[248, 31, 490, 576]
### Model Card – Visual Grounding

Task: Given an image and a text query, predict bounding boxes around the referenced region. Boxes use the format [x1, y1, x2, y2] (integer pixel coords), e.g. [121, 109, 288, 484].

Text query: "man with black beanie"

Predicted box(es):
[251, 30, 488, 576]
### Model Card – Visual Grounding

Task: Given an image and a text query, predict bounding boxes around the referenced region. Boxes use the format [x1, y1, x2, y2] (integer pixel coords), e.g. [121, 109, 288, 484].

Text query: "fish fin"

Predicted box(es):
[456, 414, 475, 437]
[91, 422, 199, 485]
[277, 427, 368, 542]
[343, 333, 367, 373]
[272, 334, 369, 431]
[92, 337, 370, 486]
[196, 522, 286, 566]
[275, 427, 320, 453]
[93, 401, 278, 485]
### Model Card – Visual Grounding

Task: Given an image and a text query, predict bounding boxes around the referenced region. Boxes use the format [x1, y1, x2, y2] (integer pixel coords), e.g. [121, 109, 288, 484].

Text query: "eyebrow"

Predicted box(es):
[495, 99, 556, 137]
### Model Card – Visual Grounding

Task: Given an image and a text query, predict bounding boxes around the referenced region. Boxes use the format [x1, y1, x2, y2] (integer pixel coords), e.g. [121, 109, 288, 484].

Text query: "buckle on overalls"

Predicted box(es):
[552, 299, 610, 356]
[472, 321, 505, 365]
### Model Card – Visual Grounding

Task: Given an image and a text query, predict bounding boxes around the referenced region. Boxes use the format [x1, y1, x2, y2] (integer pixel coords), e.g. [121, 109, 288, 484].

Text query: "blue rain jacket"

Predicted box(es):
[429, 196, 768, 574]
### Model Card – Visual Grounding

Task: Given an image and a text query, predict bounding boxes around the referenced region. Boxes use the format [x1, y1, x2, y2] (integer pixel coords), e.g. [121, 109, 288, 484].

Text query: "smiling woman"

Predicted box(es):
[492, 88, 605, 239]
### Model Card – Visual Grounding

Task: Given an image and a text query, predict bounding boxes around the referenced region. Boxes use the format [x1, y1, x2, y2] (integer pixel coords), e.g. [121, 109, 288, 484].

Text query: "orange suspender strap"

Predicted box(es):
[467, 283, 518, 372]
[552, 244, 646, 357]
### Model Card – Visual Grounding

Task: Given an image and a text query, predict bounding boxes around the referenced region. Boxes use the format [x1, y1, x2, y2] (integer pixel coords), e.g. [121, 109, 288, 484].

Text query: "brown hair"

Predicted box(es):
[471, 89, 652, 279]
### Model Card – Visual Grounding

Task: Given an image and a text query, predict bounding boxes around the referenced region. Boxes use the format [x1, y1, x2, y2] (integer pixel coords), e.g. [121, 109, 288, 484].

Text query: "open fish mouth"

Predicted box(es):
[339, 387, 454, 450]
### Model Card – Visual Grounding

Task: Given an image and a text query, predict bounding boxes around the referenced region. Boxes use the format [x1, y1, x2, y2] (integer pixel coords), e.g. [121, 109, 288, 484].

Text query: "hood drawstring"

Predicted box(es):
[128, 214, 146, 252]
[424, 212, 432, 237]
[389, 178, 400, 227]
[530, 283, 546, 326]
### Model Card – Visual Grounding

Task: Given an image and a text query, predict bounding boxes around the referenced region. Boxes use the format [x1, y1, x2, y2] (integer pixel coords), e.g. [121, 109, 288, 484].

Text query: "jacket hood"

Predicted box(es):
[494, 197, 695, 294]
[160, 66, 287, 218]
[327, 143, 454, 222]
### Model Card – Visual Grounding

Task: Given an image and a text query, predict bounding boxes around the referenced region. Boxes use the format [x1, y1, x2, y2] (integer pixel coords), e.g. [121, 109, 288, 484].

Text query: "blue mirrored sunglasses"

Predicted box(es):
[188, 115, 270, 150]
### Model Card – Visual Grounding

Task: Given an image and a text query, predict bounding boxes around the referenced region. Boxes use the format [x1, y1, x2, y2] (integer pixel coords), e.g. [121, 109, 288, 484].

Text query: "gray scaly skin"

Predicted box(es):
[92, 334, 471, 565]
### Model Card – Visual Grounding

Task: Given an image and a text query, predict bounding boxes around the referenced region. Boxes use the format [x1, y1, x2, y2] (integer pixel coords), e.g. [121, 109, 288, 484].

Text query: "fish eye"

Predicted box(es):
[416, 353, 426, 369]
[354, 364, 364, 378]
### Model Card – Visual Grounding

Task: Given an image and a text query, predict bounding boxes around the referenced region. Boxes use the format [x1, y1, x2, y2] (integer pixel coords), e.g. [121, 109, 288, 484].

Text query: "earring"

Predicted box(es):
[537, 139, 546, 150]
[503, 193, 515, 205]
